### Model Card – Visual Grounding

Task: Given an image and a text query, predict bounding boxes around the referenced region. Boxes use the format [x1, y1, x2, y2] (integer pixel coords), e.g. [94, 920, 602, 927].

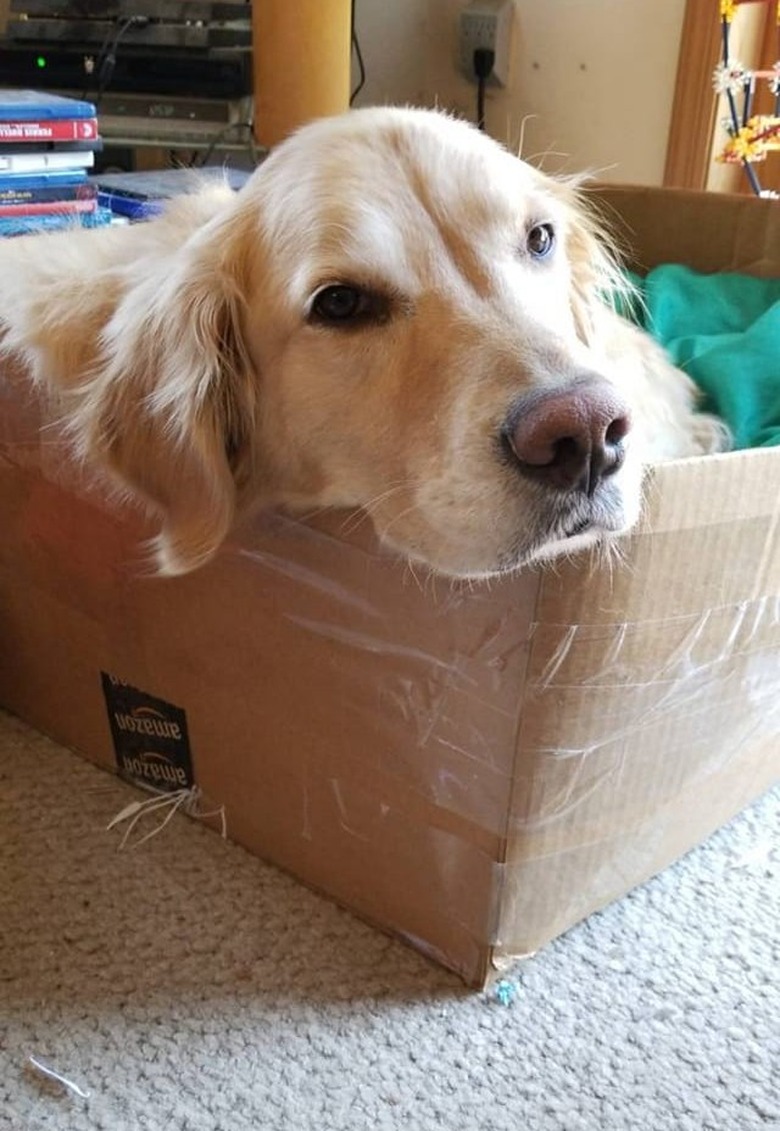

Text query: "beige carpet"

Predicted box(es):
[1, 706, 778, 1131]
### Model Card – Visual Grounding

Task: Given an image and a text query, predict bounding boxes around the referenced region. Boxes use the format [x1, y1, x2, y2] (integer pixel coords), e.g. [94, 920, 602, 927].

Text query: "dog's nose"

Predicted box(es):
[505, 378, 631, 495]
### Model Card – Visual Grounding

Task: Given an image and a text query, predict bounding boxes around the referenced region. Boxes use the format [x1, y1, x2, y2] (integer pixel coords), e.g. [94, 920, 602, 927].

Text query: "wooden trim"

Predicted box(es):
[664, 0, 723, 189]
[754, 4, 780, 193]
[758, 2, 779, 88]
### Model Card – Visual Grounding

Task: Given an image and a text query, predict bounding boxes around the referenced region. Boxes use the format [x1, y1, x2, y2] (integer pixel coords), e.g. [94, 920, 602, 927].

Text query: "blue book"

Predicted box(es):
[0, 89, 97, 122]
[0, 205, 114, 237]
[0, 182, 97, 206]
[0, 140, 102, 154]
[92, 167, 251, 200]
[0, 169, 88, 192]
[0, 149, 95, 173]
[92, 167, 250, 221]
[96, 190, 163, 221]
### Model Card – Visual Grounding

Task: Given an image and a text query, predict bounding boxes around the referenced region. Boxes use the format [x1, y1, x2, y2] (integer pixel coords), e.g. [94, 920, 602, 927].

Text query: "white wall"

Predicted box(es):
[352, 0, 686, 184]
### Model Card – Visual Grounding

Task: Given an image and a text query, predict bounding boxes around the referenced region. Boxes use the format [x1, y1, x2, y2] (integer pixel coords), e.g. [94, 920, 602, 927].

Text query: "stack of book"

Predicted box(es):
[0, 89, 112, 237]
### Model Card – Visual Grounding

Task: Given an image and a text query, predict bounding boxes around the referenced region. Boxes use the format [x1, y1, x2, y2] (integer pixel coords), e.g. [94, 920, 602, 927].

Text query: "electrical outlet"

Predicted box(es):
[458, 0, 514, 87]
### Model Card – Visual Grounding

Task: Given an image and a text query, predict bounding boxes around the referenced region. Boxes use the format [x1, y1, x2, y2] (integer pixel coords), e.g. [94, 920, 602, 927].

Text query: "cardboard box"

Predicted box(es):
[1, 185, 779, 987]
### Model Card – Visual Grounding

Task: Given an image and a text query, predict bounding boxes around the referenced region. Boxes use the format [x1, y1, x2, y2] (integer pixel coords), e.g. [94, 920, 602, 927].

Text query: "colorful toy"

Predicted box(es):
[714, 0, 780, 197]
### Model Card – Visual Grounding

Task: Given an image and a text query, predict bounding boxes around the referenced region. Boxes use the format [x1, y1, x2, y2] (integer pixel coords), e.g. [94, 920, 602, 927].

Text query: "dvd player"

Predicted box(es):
[6, 18, 251, 51]
[10, 0, 250, 19]
[0, 45, 252, 99]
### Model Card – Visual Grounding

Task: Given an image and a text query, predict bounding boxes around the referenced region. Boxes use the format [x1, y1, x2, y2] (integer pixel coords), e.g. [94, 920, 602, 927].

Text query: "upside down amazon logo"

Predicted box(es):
[101, 673, 194, 793]
[119, 750, 190, 788]
[114, 706, 183, 741]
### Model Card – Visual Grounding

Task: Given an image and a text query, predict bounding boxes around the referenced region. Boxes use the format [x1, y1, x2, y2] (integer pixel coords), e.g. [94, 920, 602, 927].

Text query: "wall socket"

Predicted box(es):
[457, 0, 514, 87]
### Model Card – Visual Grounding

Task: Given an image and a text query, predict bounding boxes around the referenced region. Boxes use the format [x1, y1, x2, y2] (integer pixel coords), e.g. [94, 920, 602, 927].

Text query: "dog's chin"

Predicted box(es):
[521, 497, 640, 570]
[528, 525, 605, 564]
[458, 511, 636, 580]
[377, 474, 642, 581]
[393, 523, 623, 583]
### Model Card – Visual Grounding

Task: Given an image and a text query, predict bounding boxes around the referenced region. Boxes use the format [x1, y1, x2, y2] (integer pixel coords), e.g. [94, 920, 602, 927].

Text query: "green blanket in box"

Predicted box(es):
[625, 265, 780, 450]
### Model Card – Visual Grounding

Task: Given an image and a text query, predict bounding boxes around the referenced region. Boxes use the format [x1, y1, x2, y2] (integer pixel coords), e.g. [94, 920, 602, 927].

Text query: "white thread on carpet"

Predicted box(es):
[27, 1056, 90, 1099]
[106, 786, 227, 850]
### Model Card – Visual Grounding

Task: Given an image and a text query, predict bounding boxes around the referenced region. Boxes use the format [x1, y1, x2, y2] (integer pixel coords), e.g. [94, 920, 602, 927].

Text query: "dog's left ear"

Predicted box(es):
[75, 210, 257, 575]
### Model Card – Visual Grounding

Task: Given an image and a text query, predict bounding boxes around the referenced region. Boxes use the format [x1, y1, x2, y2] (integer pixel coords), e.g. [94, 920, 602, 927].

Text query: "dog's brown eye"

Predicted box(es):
[311, 285, 368, 323]
[527, 223, 555, 259]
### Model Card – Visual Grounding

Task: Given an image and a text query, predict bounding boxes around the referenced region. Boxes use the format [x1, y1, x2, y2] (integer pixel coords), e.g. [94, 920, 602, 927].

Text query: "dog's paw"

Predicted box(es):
[691, 411, 732, 455]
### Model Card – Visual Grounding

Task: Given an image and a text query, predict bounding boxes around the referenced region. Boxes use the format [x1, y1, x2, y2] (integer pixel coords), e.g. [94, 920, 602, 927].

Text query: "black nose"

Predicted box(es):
[504, 378, 631, 495]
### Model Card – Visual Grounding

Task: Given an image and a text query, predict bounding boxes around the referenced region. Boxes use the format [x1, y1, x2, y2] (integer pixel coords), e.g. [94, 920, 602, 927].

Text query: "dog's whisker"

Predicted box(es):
[363, 481, 415, 511]
[402, 558, 424, 594]
[512, 113, 538, 160]
[376, 499, 427, 543]
[337, 508, 372, 538]
[294, 504, 338, 525]
[337, 481, 413, 539]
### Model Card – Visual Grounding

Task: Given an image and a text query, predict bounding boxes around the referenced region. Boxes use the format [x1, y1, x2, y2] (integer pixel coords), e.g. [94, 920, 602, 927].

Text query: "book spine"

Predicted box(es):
[0, 140, 102, 154]
[0, 183, 96, 206]
[0, 206, 113, 236]
[0, 95, 97, 120]
[0, 152, 95, 172]
[0, 118, 99, 143]
[0, 199, 97, 217]
[0, 171, 88, 191]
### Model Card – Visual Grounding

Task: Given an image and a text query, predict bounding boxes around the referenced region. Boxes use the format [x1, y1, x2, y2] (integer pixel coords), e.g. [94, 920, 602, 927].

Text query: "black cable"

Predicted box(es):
[477, 76, 486, 132]
[81, 21, 118, 100]
[194, 120, 257, 168]
[473, 48, 494, 132]
[350, 0, 366, 105]
[92, 16, 150, 107]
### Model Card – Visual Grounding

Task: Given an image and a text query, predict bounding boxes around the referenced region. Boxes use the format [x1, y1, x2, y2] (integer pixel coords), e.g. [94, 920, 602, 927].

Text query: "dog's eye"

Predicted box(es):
[527, 223, 555, 260]
[310, 285, 372, 324]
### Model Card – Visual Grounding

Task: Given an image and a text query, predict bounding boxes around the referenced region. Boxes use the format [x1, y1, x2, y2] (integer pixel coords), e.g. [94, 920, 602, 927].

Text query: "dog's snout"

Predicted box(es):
[506, 378, 631, 495]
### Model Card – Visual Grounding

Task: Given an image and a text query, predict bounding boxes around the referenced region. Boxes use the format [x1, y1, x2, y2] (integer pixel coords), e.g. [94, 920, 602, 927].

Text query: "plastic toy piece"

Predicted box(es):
[713, 0, 780, 196]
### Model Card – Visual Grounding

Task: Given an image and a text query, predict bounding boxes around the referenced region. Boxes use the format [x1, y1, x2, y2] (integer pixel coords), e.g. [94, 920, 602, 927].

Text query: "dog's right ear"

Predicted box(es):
[548, 176, 629, 347]
[72, 205, 258, 575]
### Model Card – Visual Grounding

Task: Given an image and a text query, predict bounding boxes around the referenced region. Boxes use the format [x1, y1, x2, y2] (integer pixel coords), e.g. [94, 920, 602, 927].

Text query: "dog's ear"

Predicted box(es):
[551, 178, 629, 346]
[75, 211, 257, 575]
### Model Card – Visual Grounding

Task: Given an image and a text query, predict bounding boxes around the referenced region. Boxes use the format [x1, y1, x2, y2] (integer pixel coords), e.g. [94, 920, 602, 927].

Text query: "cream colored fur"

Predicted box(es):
[0, 107, 726, 578]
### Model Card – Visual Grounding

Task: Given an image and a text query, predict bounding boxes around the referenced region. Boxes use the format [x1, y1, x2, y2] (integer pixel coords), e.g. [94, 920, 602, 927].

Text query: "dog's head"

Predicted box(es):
[81, 107, 648, 577]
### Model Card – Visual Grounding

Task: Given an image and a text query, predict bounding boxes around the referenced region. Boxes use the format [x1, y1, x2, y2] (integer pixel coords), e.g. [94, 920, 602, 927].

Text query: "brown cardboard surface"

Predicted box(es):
[1, 186, 779, 987]
[593, 184, 780, 277]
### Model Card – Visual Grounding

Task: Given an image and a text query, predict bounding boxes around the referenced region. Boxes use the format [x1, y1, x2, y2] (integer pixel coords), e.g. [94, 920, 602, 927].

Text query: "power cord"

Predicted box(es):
[350, 0, 366, 105]
[473, 47, 495, 132]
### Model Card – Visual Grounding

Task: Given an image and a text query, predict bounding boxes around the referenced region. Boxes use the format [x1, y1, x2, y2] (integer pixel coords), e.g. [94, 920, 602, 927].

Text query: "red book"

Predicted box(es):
[0, 118, 100, 143]
[0, 198, 97, 217]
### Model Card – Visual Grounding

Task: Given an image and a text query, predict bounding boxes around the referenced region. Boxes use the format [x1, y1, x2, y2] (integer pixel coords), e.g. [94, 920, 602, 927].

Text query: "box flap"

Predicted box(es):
[593, 184, 780, 278]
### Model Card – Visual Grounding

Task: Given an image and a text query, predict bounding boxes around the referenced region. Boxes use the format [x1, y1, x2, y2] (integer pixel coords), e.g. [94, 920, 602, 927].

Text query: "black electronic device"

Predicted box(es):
[5, 17, 251, 51]
[2, 0, 253, 98]
[0, 44, 252, 99]
[9, 1, 249, 19]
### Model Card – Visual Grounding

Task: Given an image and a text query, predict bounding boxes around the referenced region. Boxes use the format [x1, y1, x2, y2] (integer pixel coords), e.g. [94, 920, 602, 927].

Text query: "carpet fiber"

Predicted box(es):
[1, 708, 778, 1131]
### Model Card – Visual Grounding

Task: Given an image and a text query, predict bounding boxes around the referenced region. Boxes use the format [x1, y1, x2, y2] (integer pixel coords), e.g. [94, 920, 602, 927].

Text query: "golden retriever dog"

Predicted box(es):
[0, 106, 726, 578]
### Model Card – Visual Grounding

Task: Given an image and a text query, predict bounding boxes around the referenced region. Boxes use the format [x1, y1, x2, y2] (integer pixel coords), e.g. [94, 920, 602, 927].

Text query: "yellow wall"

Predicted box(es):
[352, 0, 686, 184]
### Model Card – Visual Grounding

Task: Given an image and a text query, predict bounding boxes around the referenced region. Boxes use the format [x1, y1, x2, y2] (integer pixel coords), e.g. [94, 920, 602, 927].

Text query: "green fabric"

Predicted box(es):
[624, 264, 780, 450]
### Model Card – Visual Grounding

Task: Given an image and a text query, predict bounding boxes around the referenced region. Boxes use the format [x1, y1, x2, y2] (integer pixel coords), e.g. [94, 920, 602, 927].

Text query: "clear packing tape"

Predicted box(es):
[1, 372, 779, 981]
[241, 532, 780, 825]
